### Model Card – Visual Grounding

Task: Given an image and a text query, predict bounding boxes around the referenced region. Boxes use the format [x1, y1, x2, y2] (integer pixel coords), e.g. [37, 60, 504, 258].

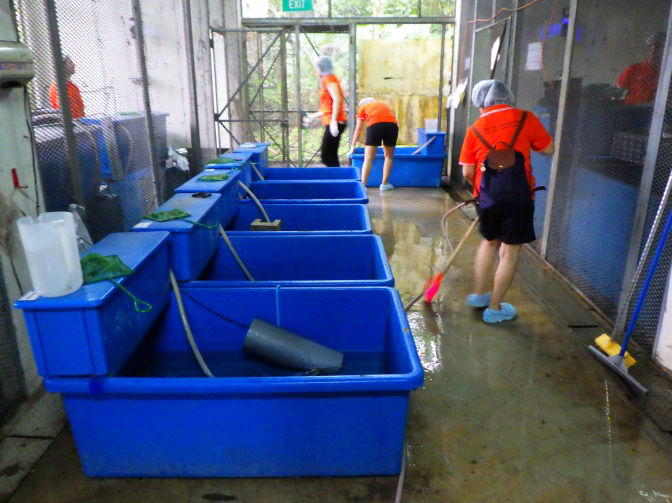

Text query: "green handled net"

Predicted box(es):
[198, 172, 230, 182]
[143, 209, 218, 229]
[81, 253, 152, 313]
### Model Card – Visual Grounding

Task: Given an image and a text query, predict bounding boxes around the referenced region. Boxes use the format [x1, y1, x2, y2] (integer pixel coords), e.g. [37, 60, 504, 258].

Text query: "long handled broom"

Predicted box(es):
[588, 169, 672, 395]
[404, 200, 479, 311]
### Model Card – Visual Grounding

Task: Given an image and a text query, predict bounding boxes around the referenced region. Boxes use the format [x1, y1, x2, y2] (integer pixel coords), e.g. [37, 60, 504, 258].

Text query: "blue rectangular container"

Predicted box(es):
[416, 128, 446, 156]
[194, 235, 392, 287]
[44, 286, 423, 477]
[174, 169, 241, 227]
[350, 146, 445, 187]
[208, 150, 255, 189]
[250, 180, 368, 204]
[233, 142, 269, 175]
[226, 201, 371, 235]
[132, 193, 221, 282]
[255, 167, 359, 182]
[13, 232, 171, 377]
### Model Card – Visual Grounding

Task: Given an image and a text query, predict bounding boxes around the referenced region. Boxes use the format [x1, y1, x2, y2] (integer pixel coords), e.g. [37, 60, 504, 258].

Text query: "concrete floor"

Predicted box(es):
[6, 187, 672, 502]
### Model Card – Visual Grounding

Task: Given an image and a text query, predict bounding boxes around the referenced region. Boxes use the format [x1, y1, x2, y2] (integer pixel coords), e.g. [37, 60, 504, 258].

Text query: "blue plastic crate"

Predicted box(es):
[233, 142, 269, 177]
[174, 169, 241, 227]
[226, 201, 372, 236]
[194, 234, 392, 287]
[255, 167, 359, 182]
[13, 232, 171, 377]
[132, 193, 221, 282]
[208, 150, 255, 189]
[250, 180, 368, 204]
[43, 286, 423, 477]
[350, 146, 445, 187]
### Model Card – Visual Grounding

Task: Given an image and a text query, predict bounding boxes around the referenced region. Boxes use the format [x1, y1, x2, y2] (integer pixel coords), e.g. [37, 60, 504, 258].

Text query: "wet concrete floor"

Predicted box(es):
[7, 188, 672, 502]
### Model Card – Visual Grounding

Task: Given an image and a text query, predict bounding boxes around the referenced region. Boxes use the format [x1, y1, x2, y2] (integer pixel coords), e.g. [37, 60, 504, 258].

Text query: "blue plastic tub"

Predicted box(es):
[255, 167, 359, 182]
[194, 235, 392, 287]
[132, 193, 221, 282]
[13, 232, 171, 377]
[226, 201, 371, 235]
[174, 169, 241, 226]
[108, 167, 158, 231]
[208, 150, 254, 189]
[233, 142, 269, 175]
[44, 286, 423, 477]
[250, 180, 368, 204]
[350, 146, 445, 187]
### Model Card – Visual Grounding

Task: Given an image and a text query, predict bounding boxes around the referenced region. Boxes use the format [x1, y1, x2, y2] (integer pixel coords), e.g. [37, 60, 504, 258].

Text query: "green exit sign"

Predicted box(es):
[282, 0, 312, 11]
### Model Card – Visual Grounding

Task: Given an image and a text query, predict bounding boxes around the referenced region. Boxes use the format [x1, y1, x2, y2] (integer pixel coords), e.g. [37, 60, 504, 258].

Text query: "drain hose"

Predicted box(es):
[169, 269, 215, 378]
[238, 181, 271, 223]
[250, 161, 265, 181]
[218, 225, 255, 281]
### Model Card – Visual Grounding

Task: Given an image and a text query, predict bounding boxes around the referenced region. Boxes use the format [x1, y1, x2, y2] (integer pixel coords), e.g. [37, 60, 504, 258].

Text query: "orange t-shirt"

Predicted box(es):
[319, 74, 346, 125]
[459, 105, 552, 197]
[357, 101, 397, 126]
[617, 60, 659, 105]
[48, 81, 85, 119]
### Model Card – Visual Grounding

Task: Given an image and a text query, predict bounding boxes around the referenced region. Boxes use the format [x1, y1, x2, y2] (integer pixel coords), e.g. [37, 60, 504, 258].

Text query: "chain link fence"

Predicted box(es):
[15, 0, 168, 243]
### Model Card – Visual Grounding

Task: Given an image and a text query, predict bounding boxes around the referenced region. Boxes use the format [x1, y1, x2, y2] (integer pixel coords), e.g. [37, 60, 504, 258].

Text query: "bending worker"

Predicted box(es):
[459, 80, 554, 323]
[348, 97, 398, 191]
[303, 56, 347, 166]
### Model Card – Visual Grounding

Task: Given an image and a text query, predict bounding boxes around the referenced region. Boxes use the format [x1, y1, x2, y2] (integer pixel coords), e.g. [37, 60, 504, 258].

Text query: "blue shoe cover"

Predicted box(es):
[483, 303, 516, 323]
[466, 292, 491, 308]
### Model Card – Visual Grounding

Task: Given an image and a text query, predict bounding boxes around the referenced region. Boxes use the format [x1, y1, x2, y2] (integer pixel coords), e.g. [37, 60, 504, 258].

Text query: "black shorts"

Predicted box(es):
[477, 201, 536, 244]
[365, 122, 399, 147]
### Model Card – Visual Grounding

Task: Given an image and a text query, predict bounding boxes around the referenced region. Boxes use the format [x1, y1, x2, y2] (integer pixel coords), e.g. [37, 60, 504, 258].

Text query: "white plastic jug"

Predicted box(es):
[425, 118, 439, 132]
[17, 212, 83, 297]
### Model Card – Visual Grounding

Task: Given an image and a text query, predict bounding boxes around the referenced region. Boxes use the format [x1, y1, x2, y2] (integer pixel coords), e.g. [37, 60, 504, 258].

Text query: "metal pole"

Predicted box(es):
[280, 31, 289, 165]
[240, 30, 251, 143]
[507, 0, 519, 89]
[44, 0, 84, 206]
[447, 0, 462, 181]
[417, 0, 422, 17]
[182, 0, 203, 174]
[438, 24, 446, 128]
[539, 0, 578, 259]
[617, 8, 672, 330]
[258, 32, 264, 142]
[348, 23, 356, 148]
[328, 0, 332, 18]
[294, 25, 303, 168]
[132, 0, 161, 202]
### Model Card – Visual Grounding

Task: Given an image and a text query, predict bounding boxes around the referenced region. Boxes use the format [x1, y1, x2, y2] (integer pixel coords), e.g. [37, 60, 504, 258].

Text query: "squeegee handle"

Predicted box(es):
[621, 206, 672, 356]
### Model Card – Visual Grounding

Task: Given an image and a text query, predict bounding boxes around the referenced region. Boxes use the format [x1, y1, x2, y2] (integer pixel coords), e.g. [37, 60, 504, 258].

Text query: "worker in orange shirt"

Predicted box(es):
[303, 56, 347, 166]
[459, 80, 554, 323]
[48, 55, 85, 119]
[617, 32, 665, 105]
[347, 97, 398, 191]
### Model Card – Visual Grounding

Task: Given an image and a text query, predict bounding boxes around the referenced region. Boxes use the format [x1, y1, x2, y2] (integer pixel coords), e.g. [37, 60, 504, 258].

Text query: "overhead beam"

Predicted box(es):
[242, 17, 455, 29]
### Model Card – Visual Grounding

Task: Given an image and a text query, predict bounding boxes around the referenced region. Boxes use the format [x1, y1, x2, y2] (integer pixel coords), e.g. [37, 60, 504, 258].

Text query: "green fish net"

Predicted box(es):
[81, 253, 152, 313]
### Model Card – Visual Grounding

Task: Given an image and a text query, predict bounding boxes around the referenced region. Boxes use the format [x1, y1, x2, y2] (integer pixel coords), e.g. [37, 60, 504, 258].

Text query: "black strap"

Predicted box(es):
[508, 111, 528, 148]
[470, 110, 528, 150]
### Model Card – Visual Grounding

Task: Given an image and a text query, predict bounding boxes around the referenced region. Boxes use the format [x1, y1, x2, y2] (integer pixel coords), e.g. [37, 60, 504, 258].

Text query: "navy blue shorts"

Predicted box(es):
[477, 201, 536, 244]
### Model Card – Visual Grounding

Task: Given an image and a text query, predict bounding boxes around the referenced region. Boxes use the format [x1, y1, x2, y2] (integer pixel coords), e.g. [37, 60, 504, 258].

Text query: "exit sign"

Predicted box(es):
[282, 0, 312, 11]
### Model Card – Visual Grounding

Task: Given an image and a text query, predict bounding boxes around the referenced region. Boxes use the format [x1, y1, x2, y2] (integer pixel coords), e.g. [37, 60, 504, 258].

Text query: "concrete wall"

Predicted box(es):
[0, 0, 43, 396]
[358, 38, 450, 145]
[655, 258, 672, 372]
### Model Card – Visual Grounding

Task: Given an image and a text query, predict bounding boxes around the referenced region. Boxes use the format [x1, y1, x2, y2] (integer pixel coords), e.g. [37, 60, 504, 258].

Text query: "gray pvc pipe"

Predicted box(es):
[243, 318, 343, 374]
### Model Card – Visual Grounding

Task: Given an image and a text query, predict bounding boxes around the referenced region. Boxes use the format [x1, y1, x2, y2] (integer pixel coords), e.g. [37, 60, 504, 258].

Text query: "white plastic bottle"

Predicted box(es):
[17, 212, 83, 297]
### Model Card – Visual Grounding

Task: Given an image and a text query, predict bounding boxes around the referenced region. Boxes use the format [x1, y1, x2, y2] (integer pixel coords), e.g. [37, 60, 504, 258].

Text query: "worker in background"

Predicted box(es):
[302, 56, 347, 166]
[348, 97, 398, 191]
[459, 80, 554, 323]
[48, 55, 85, 119]
[617, 32, 665, 105]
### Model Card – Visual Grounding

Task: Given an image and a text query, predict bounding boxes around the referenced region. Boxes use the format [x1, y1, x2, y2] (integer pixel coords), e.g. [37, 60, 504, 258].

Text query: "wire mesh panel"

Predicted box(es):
[212, 29, 289, 165]
[16, 0, 162, 242]
[0, 261, 24, 420]
[545, 0, 670, 320]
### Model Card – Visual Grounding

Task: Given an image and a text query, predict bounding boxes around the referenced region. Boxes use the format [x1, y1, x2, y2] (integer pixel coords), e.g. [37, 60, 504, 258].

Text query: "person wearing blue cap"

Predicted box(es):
[302, 56, 347, 166]
[459, 80, 555, 323]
